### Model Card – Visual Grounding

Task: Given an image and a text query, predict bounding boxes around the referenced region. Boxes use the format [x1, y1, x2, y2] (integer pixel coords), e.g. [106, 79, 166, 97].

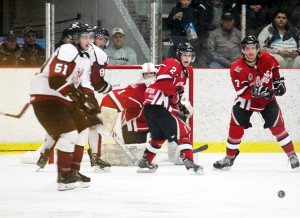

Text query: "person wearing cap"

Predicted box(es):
[0, 30, 22, 67]
[206, 11, 241, 68]
[105, 27, 137, 65]
[17, 27, 45, 67]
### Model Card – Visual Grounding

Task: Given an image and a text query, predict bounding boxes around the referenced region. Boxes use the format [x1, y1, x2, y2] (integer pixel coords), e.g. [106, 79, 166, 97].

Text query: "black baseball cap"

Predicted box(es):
[23, 27, 36, 36]
[222, 11, 234, 20]
[3, 30, 17, 39]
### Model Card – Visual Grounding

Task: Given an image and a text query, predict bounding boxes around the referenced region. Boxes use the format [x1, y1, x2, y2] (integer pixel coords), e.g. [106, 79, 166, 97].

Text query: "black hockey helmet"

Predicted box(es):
[93, 26, 110, 47]
[241, 35, 259, 49]
[69, 20, 91, 41]
[176, 42, 195, 62]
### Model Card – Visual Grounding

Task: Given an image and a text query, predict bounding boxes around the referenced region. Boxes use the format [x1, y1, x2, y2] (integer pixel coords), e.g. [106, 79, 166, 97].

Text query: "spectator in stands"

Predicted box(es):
[0, 30, 22, 67]
[195, 0, 238, 67]
[258, 9, 300, 68]
[54, 27, 73, 49]
[206, 11, 241, 68]
[17, 27, 46, 67]
[245, 0, 267, 35]
[105, 28, 137, 65]
[166, 0, 199, 61]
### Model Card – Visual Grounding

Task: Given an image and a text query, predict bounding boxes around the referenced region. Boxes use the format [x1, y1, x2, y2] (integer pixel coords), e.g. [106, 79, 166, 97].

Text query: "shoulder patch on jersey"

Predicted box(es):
[89, 43, 108, 65]
[234, 66, 242, 73]
[57, 44, 79, 62]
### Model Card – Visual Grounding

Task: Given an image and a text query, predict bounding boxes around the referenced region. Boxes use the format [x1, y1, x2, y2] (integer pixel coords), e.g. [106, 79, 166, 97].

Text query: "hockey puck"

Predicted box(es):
[278, 190, 285, 198]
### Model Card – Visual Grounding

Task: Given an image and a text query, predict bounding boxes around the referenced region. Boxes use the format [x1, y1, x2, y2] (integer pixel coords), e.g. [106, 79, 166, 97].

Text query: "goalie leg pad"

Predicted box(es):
[56, 130, 78, 153]
[97, 107, 118, 136]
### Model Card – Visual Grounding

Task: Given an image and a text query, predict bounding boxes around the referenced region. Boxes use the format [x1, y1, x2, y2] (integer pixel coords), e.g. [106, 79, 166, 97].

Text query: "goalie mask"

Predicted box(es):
[93, 26, 110, 49]
[141, 62, 157, 86]
[241, 35, 260, 63]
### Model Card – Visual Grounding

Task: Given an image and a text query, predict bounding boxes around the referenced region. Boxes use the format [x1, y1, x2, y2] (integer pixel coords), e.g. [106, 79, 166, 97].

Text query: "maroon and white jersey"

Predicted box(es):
[30, 43, 90, 104]
[101, 82, 148, 132]
[231, 50, 281, 111]
[87, 43, 109, 93]
[143, 57, 192, 111]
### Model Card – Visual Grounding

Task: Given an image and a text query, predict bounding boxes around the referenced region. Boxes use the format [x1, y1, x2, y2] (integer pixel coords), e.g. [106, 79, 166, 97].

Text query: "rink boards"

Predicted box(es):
[0, 67, 299, 152]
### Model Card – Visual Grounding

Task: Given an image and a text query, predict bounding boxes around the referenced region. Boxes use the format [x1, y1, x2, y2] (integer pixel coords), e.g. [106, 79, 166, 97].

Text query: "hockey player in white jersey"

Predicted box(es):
[30, 20, 94, 191]
[34, 22, 112, 173]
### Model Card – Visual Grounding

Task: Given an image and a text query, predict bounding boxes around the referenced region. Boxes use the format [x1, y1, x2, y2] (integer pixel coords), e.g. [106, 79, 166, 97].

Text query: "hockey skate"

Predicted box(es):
[36, 148, 52, 171]
[73, 169, 91, 188]
[137, 158, 158, 173]
[288, 154, 300, 170]
[57, 171, 77, 191]
[181, 157, 204, 175]
[87, 149, 111, 172]
[213, 150, 240, 170]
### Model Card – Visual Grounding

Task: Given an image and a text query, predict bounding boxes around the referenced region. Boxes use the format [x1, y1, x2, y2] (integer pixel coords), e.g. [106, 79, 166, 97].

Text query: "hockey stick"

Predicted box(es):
[193, 144, 208, 153]
[0, 103, 30, 119]
[112, 131, 140, 166]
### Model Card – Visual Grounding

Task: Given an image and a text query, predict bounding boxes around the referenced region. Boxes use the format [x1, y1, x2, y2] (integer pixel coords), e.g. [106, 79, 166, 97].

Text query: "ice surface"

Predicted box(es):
[0, 153, 299, 218]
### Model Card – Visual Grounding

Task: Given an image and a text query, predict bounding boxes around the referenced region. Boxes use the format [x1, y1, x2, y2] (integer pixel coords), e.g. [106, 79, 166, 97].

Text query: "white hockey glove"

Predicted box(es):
[179, 99, 193, 119]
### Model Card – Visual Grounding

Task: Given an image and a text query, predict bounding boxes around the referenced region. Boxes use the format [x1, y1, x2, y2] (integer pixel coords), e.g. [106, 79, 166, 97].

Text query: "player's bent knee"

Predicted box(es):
[76, 128, 89, 146]
[56, 130, 78, 152]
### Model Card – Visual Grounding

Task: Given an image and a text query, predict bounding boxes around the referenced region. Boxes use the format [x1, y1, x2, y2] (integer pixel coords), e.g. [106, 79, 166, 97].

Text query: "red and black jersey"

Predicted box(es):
[143, 57, 191, 110]
[230, 50, 281, 111]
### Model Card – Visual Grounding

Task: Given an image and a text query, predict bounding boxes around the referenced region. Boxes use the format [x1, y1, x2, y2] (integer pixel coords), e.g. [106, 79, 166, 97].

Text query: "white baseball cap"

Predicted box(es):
[111, 27, 124, 36]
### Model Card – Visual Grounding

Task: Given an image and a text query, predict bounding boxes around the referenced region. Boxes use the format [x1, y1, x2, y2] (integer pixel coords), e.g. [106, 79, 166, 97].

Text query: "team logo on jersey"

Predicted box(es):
[234, 66, 242, 73]
[248, 73, 253, 81]
[72, 69, 84, 87]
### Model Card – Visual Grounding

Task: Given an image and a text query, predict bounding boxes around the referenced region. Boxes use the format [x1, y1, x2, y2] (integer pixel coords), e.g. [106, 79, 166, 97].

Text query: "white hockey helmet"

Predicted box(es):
[141, 62, 157, 85]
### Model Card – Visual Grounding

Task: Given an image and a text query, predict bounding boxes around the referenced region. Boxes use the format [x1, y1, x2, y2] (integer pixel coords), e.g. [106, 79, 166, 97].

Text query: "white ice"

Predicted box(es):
[0, 153, 299, 218]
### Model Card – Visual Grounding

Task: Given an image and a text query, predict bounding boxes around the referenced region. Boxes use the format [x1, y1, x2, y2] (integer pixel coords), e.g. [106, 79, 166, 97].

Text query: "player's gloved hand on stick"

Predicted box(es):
[251, 86, 275, 100]
[80, 93, 101, 115]
[273, 77, 286, 96]
[68, 85, 85, 105]
[169, 92, 180, 105]
[179, 100, 193, 119]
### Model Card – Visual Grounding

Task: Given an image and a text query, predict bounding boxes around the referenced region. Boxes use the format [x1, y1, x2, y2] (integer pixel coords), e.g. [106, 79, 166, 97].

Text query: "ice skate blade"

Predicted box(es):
[93, 166, 111, 173]
[57, 182, 76, 191]
[136, 168, 157, 173]
[76, 181, 90, 188]
[188, 168, 205, 175]
[213, 166, 232, 171]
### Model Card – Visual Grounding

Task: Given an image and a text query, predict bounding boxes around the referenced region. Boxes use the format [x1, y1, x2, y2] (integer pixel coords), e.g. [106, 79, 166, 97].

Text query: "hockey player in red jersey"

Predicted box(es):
[137, 42, 204, 174]
[88, 62, 157, 166]
[213, 35, 299, 170]
[30, 21, 97, 191]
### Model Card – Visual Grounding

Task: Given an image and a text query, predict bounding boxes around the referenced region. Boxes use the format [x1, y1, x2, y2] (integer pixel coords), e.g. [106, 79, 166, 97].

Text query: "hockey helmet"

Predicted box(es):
[241, 35, 259, 49]
[241, 35, 260, 62]
[176, 42, 195, 62]
[93, 26, 110, 47]
[69, 20, 91, 42]
[141, 62, 157, 85]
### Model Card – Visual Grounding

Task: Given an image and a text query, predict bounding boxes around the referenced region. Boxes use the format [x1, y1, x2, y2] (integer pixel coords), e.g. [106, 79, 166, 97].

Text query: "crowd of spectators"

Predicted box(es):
[1, 0, 300, 68]
[165, 0, 300, 68]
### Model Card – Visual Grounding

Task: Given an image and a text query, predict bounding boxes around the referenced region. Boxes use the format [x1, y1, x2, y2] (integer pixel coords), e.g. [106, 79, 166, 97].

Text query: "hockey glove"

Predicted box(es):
[273, 77, 286, 96]
[179, 100, 193, 119]
[80, 93, 101, 115]
[68, 85, 85, 105]
[251, 86, 275, 100]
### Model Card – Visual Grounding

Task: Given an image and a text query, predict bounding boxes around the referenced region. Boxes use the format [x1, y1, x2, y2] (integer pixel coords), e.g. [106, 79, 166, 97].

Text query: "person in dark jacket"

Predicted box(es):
[0, 30, 22, 67]
[17, 27, 46, 67]
[167, 0, 199, 62]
